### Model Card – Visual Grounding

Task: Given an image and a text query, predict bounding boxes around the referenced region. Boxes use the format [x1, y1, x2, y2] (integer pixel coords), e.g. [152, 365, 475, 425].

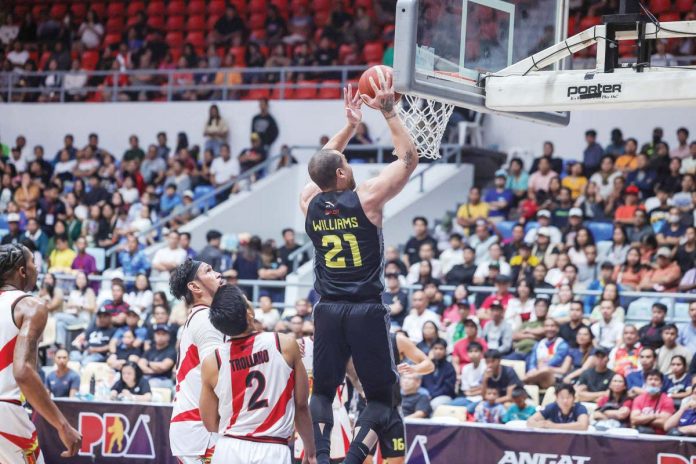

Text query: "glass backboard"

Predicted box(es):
[394, 0, 571, 126]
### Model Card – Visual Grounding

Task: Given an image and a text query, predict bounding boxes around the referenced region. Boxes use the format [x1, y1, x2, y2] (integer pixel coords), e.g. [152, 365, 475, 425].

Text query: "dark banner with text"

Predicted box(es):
[405, 421, 696, 464]
[34, 399, 177, 464]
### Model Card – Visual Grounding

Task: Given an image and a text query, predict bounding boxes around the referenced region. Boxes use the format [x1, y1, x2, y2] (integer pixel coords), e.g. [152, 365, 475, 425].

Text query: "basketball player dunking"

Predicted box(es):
[199, 285, 316, 464]
[0, 244, 81, 463]
[169, 259, 225, 464]
[300, 72, 418, 464]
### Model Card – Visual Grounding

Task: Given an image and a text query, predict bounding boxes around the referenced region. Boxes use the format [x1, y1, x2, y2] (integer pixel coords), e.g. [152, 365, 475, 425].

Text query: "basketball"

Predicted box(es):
[358, 65, 402, 109]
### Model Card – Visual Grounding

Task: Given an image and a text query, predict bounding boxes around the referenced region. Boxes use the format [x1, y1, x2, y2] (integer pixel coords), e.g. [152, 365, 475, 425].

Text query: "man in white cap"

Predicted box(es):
[0, 213, 22, 245]
[524, 210, 562, 245]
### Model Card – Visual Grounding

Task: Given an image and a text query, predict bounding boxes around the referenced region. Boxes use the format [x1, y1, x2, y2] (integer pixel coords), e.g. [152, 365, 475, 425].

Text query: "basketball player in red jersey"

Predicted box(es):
[199, 285, 316, 464]
[169, 259, 225, 464]
[300, 68, 418, 463]
[0, 244, 81, 462]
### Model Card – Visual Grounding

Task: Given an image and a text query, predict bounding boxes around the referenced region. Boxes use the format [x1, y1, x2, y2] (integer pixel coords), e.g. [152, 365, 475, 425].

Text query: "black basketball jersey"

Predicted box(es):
[305, 190, 384, 300]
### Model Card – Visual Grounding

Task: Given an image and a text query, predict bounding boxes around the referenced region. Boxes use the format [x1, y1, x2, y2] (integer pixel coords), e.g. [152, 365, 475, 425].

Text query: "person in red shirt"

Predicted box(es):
[614, 185, 643, 226]
[630, 369, 675, 434]
[452, 318, 488, 373]
[478, 275, 513, 321]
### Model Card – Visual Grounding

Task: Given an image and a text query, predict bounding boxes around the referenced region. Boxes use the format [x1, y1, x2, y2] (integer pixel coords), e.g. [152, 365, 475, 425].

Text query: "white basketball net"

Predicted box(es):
[397, 94, 455, 159]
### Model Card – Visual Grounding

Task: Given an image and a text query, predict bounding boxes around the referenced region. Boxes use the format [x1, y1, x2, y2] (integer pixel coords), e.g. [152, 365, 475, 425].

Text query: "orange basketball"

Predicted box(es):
[358, 65, 402, 109]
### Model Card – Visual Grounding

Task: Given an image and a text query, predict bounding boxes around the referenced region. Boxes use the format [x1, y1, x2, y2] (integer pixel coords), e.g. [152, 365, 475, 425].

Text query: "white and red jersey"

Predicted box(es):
[0, 290, 29, 404]
[170, 304, 225, 457]
[215, 332, 295, 444]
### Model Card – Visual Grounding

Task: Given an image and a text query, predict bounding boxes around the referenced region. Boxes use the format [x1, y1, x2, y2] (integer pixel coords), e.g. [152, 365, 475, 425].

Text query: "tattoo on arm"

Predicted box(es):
[402, 150, 416, 169]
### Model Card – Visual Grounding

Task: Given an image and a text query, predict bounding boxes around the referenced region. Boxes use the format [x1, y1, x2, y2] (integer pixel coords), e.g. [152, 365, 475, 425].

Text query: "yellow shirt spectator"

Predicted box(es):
[48, 245, 76, 273]
[456, 202, 489, 233]
[616, 154, 638, 172]
[561, 175, 587, 200]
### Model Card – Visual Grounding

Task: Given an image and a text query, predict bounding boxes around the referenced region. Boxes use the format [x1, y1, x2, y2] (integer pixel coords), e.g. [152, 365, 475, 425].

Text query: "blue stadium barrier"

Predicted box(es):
[496, 221, 516, 240]
[194, 186, 216, 210]
[588, 222, 614, 242]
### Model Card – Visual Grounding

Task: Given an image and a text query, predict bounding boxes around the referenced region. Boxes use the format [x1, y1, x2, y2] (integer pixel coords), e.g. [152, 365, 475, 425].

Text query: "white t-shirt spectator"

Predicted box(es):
[254, 308, 281, 331]
[64, 70, 87, 94]
[7, 49, 28, 68]
[402, 310, 441, 344]
[151, 247, 187, 283]
[474, 260, 511, 280]
[524, 226, 562, 245]
[460, 360, 487, 403]
[591, 318, 624, 350]
[54, 159, 77, 177]
[119, 186, 140, 204]
[79, 22, 105, 49]
[468, 235, 498, 264]
[589, 171, 622, 199]
[210, 156, 240, 185]
[406, 259, 442, 284]
[0, 24, 19, 45]
[439, 248, 464, 275]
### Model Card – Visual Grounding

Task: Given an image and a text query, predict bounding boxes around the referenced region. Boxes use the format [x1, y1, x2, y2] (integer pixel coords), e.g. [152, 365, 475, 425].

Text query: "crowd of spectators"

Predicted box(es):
[0, 0, 398, 102]
[379, 125, 696, 435]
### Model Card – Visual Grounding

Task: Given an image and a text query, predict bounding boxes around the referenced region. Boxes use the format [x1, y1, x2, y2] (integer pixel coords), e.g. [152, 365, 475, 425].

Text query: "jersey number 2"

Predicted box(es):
[322, 233, 362, 268]
[245, 371, 269, 411]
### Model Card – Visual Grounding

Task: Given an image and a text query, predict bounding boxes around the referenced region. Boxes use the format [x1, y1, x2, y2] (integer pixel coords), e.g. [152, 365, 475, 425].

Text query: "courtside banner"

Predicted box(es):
[405, 420, 696, 464]
[34, 399, 177, 464]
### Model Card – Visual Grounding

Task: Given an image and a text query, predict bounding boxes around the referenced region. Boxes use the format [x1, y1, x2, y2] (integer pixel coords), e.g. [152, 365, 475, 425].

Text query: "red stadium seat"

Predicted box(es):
[81, 50, 100, 70]
[249, 0, 268, 15]
[659, 12, 681, 21]
[39, 51, 51, 70]
[209, 0, 227, 17]
[293, 81, 319, 99]
[105, 17, 124, 34]
[207, 15, 221, 31]
[13, 5, 29, 18]
[187, 1, 206, 16]
[579, 16, 602, 30]
[106, 2, 125, 18]
[244, 88, 272, 100]
[166, 16, 185, 32]
[338, 44, 353, 63]
[166, 32, 184, 49]
[185, 32, 206, 49]
[676, 0, 694, 12]
[313, 0, 331, 12]
[250, 28, 267, 41]
[126, 1, 145, 17]
[187, 15, 206, 31]
[229, 46, 247, 66]
[230, 0, 247, 15]
[315, 10, 331, 26]
[70, 3, 88, 20]
[271, 84, 295, 99]
[291, 0, 310, 10]
[90, 3, 107, 20]
[354, 0, 374, 10]
[49, 3, 68, 20]
[363, 42, 384, 63]
[104, 33, 121, 48]
[650, 0, 673, 13]
[270, 0, 289, 15]
[146, 2, 165, 16]
[248, 13, 267, 30]
[147, 16, 165, 31]
[167, 1, 186, 17]
[318, 80, 341, 99]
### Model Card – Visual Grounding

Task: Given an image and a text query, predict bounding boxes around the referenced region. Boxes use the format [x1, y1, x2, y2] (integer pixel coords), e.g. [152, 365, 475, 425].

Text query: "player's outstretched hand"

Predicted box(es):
[344, 83, 363, 127]
[59, 422, 82, 457]
[361, 67, 396, 118]
[397, 362, 416, 375]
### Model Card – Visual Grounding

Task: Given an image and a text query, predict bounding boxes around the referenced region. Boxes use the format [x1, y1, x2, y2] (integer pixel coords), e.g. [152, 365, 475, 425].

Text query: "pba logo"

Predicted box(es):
[78, 412, 155, 459]
[658, 454, 696, 464]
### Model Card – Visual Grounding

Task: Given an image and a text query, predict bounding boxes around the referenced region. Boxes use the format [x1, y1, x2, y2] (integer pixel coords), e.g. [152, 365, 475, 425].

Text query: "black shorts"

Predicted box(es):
[312, 300, 398, 404]
[375, 407, 406, 458]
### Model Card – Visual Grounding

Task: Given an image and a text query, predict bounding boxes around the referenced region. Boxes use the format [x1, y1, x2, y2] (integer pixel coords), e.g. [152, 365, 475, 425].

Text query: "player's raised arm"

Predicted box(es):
[199, 352, 221, 433]
[14, 297, 81, 457]
[323, 83, 363, 153]
[280, 333, 316, 464]
[358, 69, 418, 212]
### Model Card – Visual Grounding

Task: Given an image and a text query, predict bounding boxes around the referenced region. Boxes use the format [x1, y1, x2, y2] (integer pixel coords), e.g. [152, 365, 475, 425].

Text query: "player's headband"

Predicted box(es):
[186, 260, 203, 283]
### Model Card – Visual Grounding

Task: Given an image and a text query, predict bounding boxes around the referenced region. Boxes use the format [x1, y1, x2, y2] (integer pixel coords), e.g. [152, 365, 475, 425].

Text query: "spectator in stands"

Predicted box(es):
[22, 217, 48, 257]
[125, 274, 153, 316]
[626, 210, 652, 246]
[627, 347, 658, 397]
[401, 374, 432, 419]
[1, 213, 21, 245]
[508, 296, 548, 361]
[455, 188, 489, 236]
[523, 318, 569, 388]
[678, 302, 696, 354]
[468, 221, 498, 265]
[449, 341, 486, 412]
[656, 324, 691, 375]
[138, 324, 176, 389]
[118, 234, 150, 279]
[505, 158, 529, 204]
[509, 243, 539, 283]
[530, 141, 563, 175]
[71, 236, 98, 277]
[627, 153, 658, 199]
[249, 98, 280, 152]
[583, 129, 604, 176]
[258, 242, 288, 302]
[562, 325, 596, 384]
[525, 209, 562, 246]
[503, 224, 525, 261]
[607, 324, 641, 377]
[279, 228, 308, 272]
[482, 350, 522, 407]
[614, 186, 642, 226]
[639, 303, 668, 350]
[78, 9, 104, 50]
[657, 207, 687, 249]
[407, 242, 442, 283]
[151, 231, 186, 291]
[528, 383, 589, 431]
[630, 369, 674, 434]
[481, 301, 513, 355]
[403, 217, 438, 267]
[202, 104, 229, 156]
[58, 271, 96, 347]
[421, 339, 456, 410]
[473, 243, 511, 285]
[74, 307, 114, 365]
[440, 233, 465, 275]
[452, 320, 488, 372]
[140, 145, 167, 185]
[254, 295, 280, 332]
[592, 300, 624, 350]
[639, 247, 682, 292]
[197, 230, 231, 273]
[583, 262, 617, 313]
[213, 5, 245, 45]
[110, 362, 152, 403]
[502, 386, 536, 423]
[416, 321, 440, 355]
[107, 328, 143, 371]
[47, 234, 75, 273]
[444, 246, 477, 286]
[528, 158, 558, 193]
[483, 170, 514, 221]
[383, 272, 408, 328]
[664, 355, 692, 406]
[665, 387, 696, 436]
[593, 373, 632, 430]
[562, 163, 587, 201]
[159, 184, 181, 218]
[238, 133, 268, 175]
[575, 347, 614, 402]
[589, 155, 620, 200]
[605, 128, 626, 156]
[559, 301, 588, 348]
[44, 348, 79, 398]
[474, 387, 505, 424]
[402, 291, 441, 344]
[478, 275, 513, 316]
